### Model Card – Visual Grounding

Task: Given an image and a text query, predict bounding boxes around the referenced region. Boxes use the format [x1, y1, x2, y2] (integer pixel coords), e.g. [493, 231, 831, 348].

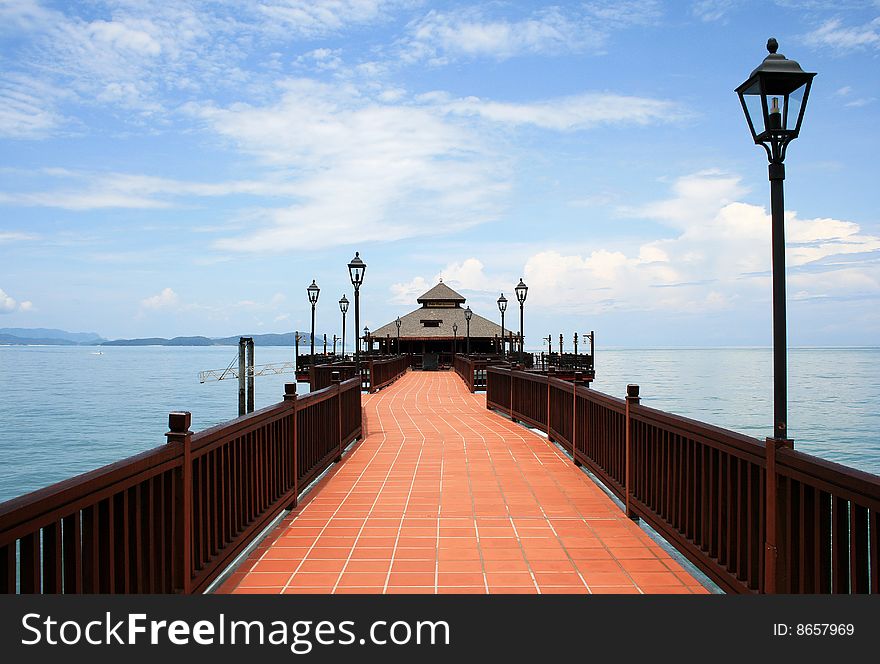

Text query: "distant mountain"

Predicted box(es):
[0, 328, 316, 347]
[0, 328, 104, 344]
[100, 332, 311, 347]
[102, 336, 214, 346]
[212, 332, 301, 346]
[0, 333, 80, 346]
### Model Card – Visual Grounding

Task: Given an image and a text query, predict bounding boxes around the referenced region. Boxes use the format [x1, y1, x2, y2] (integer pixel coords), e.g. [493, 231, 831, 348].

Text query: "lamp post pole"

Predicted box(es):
[339, 295, 349, 360]
[452, 323, 458, 355]
[736, 38, 815, 594]
[464, 306, 472, 355]
[497, 294, 508, 358]
[307, 280, 320, 359]
[515, 278, 528, 362]
[395, 316, 401, 355]
[348, 253, 366, 368]
[736, 38, 814, 443]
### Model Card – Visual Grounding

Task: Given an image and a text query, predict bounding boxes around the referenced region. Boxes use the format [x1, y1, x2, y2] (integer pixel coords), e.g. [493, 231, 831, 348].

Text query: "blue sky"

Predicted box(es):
[1, 0, 879, 347]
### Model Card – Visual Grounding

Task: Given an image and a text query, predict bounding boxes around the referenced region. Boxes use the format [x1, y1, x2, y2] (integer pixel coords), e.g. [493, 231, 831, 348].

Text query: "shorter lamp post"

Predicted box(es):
[395, 316, 401, 354]
[363, 326, 370, 356]
[464, 306, 472, 354]
[515, 278, 528, 361]
[307, 280, 320, 358]
[584, 331, 594, 374]
[348, 252, 366, 366]
[452, 323, 458, 355]
[339, 295, 349, 358]
[497, 294, 508, 358]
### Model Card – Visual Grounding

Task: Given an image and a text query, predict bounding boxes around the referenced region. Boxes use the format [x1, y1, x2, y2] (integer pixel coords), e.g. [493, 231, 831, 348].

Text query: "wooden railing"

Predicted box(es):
[453, 354, 492, 392]
[0, 377, 362, 594]
[310, 362, 359, 391]
[366, 355, 409, 393]
[487, 366, 880, 594]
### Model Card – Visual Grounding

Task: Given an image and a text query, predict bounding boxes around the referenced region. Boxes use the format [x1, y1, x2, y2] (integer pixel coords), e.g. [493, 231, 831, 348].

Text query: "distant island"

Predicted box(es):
[0, 328, 315, 347]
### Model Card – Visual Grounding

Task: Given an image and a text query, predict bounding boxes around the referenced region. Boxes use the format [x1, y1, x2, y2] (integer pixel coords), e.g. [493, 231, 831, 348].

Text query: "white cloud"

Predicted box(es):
[400, 3, 661, 63]
[140, 287, 180, 310]
[0, 288, 32, 314]
[443, 92, 687, 131]
[0, 170, 306, 209]
[257, 0, 410, 38]
[691, 0, 741, 22]
[0, 73, 69, 139]
[436, 258, 509, 292]
[390, 276, 431, 304]
[188, 78, 507, 252]
[0, 231, 39, 243]
[522, 171, 880, 314]
[804, 17, 880, 51]
[172, 78, 682, 253]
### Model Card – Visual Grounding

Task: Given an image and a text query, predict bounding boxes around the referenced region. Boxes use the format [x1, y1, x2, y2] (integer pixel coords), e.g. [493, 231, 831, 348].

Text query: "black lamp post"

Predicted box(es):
[515, 278, 528, 360]
[736, 38, 815, 444]
[363, 326, 370, 356]
[395, 316, 401, 354]
[497, 293, 508, 358]
[339, 295, 349, 359]
[464, 306, 472, 354]
[452, 322, 458, 354]
[348, 252, 366, 366]
[307, 279, 320, 358]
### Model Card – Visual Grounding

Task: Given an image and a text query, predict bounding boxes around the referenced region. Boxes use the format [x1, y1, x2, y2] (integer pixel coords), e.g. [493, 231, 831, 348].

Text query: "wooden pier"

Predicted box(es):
[218, 371, 706, 594]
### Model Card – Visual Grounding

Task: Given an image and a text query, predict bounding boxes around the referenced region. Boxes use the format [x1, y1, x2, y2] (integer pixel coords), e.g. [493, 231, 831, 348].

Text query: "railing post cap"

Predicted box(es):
[626, 384, 640, 398]
[167, 411, 191, 434]
[574, 371, 583, 383]
[284, 383, 298, 400]
[331, 370, 341, 382]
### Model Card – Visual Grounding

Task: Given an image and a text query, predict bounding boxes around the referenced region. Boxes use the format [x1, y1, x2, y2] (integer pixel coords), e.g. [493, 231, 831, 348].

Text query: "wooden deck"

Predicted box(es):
[218, 371, 708, 594]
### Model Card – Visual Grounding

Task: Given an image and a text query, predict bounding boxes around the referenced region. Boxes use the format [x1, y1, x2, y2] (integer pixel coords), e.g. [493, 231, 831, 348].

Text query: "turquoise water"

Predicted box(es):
[0, 346, 877, 503]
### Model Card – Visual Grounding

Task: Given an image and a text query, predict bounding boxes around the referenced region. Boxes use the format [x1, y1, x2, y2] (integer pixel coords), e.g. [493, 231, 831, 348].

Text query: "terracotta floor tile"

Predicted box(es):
[438, 572, 485, 587]
[220, 372, 706, 596]
[337, 572, 389, 587]
[485, 572, 535, 587]
[287, 572, 341, 588]
[489, 587, 539, 594]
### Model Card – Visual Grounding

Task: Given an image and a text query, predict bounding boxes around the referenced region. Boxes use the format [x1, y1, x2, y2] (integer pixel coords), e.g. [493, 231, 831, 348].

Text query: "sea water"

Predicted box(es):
[0, 345, 877, 503]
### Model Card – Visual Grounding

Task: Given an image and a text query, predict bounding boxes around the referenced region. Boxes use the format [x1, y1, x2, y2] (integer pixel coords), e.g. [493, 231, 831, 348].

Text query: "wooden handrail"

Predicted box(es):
[488, 368, 880, 595]
[0, 378, 363, 594]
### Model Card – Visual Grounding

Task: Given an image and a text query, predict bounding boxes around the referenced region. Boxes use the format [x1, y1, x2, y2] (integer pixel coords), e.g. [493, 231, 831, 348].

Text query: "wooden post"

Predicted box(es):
[246, 337, 255, 413]
[509, 367, 515, 422]
[368, 358, 375, 393]
[283, 384, 298, 509]
[764, 436, 793, 593]
[572, 372, 582, 466]
[331, 371, 343, 462]
[238, 337, 246, 416]
[625, 384, 640, 520]
[166, 411, 192, 594]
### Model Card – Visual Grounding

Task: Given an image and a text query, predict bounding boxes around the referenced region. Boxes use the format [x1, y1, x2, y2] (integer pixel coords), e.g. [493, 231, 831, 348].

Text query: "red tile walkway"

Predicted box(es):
[218, 371, 709, 595]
